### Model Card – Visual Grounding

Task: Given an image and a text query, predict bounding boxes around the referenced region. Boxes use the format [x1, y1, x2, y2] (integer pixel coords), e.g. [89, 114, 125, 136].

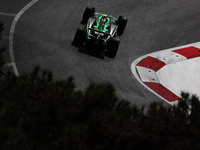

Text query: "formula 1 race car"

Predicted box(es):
[73, 7, 127, 58]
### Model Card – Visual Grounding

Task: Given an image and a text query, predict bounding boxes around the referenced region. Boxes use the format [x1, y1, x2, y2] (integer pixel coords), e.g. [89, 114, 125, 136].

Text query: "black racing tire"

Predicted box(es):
[82, 7, 95, 24]
[117, 15, 127, 36]
[73, 28, 86, 46]
[106, 37, 120, 58]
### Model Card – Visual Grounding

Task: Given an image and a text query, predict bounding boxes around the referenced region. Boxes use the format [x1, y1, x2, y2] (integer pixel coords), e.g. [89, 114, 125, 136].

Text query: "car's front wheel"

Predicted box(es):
[117, 16, 127, 36]
[82, 7, 95, 24]
[105, 37, 120, 58]
[73, 28, 86, 47]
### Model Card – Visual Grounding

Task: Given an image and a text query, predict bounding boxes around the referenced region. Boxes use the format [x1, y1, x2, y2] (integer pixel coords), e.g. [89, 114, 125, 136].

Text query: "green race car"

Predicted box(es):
[73, 7, 127, 58]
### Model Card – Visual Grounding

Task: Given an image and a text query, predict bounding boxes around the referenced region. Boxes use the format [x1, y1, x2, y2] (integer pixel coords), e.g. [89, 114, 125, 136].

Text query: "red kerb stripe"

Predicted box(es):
[136, 56, 165, 72]
[144, 82, 180, 102]
[173, 46, 200, 59]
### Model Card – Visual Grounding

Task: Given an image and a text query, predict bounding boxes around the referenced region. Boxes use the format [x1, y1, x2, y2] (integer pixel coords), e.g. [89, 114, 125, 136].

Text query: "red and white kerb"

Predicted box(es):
[135, 46, 200, 104]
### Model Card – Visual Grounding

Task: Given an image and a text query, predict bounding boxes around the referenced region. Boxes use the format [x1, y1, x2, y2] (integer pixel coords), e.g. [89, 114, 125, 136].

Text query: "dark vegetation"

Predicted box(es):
[1, 21, 200, 150]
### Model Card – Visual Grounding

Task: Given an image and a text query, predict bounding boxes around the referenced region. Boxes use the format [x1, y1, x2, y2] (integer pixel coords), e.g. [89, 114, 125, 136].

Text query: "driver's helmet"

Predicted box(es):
[98, 14, 109, 23]
[101, 16, 107, 22]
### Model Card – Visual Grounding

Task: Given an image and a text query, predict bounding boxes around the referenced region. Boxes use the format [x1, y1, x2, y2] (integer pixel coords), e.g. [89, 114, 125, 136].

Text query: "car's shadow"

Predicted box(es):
[71, 41, 105, 59]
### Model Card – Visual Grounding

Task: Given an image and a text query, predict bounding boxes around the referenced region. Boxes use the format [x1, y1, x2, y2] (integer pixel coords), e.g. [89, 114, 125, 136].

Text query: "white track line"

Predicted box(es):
[9, 0, 38, 76]
[0, 12, 16, 17]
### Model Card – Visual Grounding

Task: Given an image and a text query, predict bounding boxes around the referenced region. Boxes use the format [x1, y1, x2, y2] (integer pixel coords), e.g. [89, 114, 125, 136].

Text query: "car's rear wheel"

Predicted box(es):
[117, 16, 127, 36]
[73, 28, 86, 47]
[106, 37, 120, 58]
[82, 7, 95, 24]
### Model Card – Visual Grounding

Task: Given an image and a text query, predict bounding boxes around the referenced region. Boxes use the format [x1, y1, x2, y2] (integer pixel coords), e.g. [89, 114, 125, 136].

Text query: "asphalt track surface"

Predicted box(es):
[1, 0, 200, 106]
